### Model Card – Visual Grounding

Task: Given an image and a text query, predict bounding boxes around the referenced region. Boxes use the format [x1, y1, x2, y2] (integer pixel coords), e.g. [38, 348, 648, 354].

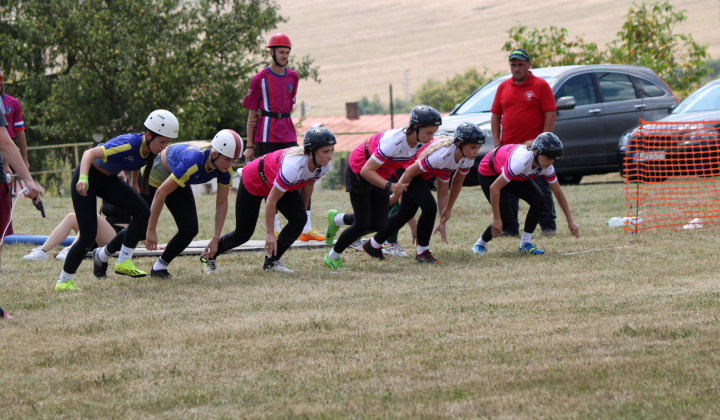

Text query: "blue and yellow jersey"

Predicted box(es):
[153, 144, 231, 188]
[93, 133, 149, 174]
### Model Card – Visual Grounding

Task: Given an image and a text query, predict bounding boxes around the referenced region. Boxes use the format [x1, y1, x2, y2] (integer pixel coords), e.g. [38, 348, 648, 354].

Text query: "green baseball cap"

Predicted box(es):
[508, 48, 530, 61]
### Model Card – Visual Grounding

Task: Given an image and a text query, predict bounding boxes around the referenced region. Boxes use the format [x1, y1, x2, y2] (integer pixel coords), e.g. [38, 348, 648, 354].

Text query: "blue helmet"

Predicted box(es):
[454, 123, 485, 145]
[303, 127, 336, 153]
[409, 105, 442, 128]
[531, 132, 563, 159]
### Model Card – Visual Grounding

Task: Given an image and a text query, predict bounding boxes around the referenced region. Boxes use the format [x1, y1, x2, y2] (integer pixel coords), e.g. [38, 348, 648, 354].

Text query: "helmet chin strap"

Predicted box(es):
[457, 141, 466, 158]
[311, 150, 318, 169]
[270, 48, 286, 68]
[534, 151, 541, 167]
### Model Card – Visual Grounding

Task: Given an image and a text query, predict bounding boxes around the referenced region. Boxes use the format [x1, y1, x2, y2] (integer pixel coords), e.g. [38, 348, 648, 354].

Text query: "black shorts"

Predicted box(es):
[345, 165, 385, 194]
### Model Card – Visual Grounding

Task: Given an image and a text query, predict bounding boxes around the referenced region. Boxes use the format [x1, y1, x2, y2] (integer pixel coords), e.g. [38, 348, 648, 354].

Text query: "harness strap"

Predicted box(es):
[258, 155, 268, 185]
[260, 110, 291, 119]
[488, 145, 501, 175]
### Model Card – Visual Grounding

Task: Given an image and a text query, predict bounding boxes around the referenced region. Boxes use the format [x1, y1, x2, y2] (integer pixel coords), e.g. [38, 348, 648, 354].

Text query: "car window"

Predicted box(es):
[634, 77, 666, 98]
[597, 72, 637, 102]
[555, 74, 597, 106]
[454, 75, 555, 115]
[672, 84, 720, 114]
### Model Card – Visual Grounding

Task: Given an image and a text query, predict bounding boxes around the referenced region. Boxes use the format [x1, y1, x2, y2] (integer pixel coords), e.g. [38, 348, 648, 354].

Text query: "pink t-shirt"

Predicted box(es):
[242, 148, 330, 197]
[2, 94, 25, 138]
[348, 128, 421, 180]
[479, 144, 557, 183]
[416, 140, 474, 182]
[242, 67, 299, 144]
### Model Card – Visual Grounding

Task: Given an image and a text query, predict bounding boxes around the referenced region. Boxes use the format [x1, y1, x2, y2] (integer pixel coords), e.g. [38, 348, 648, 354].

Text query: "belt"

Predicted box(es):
[258, 156, 267, 185]
[260, 110, 291, 119]
[488, 145, 501, 175]
[92, 162, 113, 176]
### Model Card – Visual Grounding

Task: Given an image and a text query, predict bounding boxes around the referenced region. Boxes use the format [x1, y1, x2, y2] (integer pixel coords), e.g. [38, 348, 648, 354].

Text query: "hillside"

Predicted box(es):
[272, 0, 719, 117]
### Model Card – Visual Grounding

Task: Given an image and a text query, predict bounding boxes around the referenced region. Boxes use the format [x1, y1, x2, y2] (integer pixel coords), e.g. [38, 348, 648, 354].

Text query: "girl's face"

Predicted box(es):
[536, 153, 555, 169]
[313, 145, 335, 167]
[146, 134, 172, 154]
[462, 143, 482, 160]
[417, 126, 439, 144]
[213, 153, 235, 173]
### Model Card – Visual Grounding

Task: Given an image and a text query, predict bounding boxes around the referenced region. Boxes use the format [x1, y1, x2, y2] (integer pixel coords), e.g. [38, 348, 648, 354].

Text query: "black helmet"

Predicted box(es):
[454, 123, 485, 145]
[531, 132, 563, 159]
[409, 105, 442, 128]
[303, 127, 337, 153]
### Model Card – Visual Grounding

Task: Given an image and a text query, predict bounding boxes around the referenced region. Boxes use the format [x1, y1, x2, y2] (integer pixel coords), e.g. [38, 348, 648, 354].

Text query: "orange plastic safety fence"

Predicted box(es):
[623, 118, 720, 233]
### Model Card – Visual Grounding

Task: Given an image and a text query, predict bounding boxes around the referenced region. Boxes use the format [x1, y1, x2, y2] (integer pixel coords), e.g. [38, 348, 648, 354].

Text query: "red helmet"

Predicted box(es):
[267, 33, 292, 49]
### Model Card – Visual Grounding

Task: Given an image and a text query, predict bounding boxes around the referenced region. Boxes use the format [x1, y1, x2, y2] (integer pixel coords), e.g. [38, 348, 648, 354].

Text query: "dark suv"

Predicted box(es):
[439, 65, 678, 184]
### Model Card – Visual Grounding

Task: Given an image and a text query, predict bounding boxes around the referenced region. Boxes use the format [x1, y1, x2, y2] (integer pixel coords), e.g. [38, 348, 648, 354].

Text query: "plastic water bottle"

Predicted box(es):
[682, 218, 703, 230]
[606, 217, 642, 227]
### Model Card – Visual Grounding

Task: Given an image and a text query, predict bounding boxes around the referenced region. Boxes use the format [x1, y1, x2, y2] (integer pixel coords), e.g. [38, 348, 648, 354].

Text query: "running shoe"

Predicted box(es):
[541, 228, 557, 237]
[324, 254, 344, 270]
[23, 247, 48, 261]
[150, 268, 172, 279]
[200, 256, 218, 275]
[349, 239, 363, 251]
[263, 259, 294, 273]
[518, 242, 544, 255]
[55, 280, 82, 291]
[415, 249, 440, 264]
[55, 246, 71, 261]
[382, 242, 409, 257]
[471, 244, 487, 255]
[362, 240, 385, 260]
[300, 227, 325, 242]
[325, 209, 340, 246]
[115, 260, 147, 277]
[92, 248, 108, 278]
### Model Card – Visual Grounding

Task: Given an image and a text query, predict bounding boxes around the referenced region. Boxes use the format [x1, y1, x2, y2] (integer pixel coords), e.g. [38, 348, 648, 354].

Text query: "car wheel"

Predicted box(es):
[557, 175, 583, 185]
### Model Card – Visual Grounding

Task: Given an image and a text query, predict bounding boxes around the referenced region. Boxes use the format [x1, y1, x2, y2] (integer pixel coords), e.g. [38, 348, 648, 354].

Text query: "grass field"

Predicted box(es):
[2, 173, 720, 417]
[274, 0, 720, 117]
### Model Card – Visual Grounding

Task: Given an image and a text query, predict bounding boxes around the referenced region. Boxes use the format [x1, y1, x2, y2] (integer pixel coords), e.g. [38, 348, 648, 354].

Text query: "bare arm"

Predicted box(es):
[491, 113, 502, 146]
[389, 162, 423, 205]
[203, 184, 230, 258]
[300, 180, 315, 209]
[548, 181, 579, 238]
[543, 111, 557, 132]
[489, 176, 509, 237]
[145, 177, 180, 250]
[75, 147, 106, 197]
[15, 130, 29, 169]
[0, 128, 38, 199]
[243, 109, 258, 160]
[361, 158, 406, 196]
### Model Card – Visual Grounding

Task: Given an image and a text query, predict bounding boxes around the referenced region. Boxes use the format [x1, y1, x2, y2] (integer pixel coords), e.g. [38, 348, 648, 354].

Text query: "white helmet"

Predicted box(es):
[144, 109, 179, 139]
[211, 129, 243, 159]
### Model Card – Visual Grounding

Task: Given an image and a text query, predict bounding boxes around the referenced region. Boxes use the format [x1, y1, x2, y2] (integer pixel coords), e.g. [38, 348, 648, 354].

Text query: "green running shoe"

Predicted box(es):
[325, 209, 340, 246]
[55, 280, 82, 291]
[115, 260, 147, 277]
[324, 254, 344, 270]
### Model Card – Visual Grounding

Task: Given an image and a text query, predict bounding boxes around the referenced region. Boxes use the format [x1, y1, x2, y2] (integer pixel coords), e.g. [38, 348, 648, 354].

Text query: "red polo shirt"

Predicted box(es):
[491, 72, 556, 145]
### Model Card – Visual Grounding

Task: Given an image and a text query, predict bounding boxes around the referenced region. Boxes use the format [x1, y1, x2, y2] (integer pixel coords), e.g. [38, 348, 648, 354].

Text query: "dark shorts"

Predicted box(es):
[345, 165, 384, 194]
[0, 183, 13, 236]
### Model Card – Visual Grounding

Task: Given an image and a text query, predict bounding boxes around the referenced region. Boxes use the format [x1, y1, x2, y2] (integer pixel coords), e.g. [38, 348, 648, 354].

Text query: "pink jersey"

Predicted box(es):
[242, 67, 299, 144]
[479, 144, 557, 183]
[2, 94, 24, 138]
[416, 140, 475, 182]
[348, 128, 421, 180]
[242, 148, 330, 197]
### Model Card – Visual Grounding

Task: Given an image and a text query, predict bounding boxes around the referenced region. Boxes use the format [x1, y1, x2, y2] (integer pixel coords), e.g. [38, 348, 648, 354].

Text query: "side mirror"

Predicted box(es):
[556, 96, 577, 110]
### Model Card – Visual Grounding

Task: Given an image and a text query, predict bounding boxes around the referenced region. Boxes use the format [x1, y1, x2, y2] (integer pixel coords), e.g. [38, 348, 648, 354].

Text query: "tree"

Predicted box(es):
[502, 1, 709, 96]
[414, 68, 494, 112]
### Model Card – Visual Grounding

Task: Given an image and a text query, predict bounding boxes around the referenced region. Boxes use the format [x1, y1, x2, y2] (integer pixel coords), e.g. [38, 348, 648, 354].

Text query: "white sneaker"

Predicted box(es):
[349, 239, 363, 251]
[23, 247, 48, 261]
[55, 246, 71, 261]
[263, 259, 294, 273]
[383, 242, 409, 257]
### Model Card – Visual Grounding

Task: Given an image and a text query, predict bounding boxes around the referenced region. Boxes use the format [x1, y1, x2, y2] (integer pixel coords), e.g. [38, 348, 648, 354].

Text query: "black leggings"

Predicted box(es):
[478, 174, 545, 243]
[144, 185, 198, 265]
[333, 187, 389, 254]
[215, 179, 306, 261]
[373, 175, 436, 248]
[63, 165, 150, 275]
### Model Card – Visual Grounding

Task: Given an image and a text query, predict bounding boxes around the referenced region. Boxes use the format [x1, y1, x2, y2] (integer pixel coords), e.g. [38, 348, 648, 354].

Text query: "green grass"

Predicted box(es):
[2, 173, 720, 418]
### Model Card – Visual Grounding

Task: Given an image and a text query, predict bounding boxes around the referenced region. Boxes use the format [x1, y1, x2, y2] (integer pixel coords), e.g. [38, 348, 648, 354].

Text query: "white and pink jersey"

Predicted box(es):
[348, 127, 421, 180]
[242, 148, 329, 197]
[479, 144, 557, 183]
[416, 140, 474, 182]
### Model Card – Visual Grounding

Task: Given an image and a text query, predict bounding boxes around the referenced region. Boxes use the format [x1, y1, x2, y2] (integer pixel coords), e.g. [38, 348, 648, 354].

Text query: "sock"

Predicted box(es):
[153, 258, 169, 272]
[97, 246, 110, 263]
[274, 213, 281, 232]
[334, 213, 346, 226]
[328, 249, 342, 260]
[58, 270, 75, 284]
[417, 245, 429, 255]
[520, 232, 532, 245]
[475, 238, 488, 247]
[303, 210, 312, 232]
[370, 238, 382, 249]
[117, 245, 135, 264]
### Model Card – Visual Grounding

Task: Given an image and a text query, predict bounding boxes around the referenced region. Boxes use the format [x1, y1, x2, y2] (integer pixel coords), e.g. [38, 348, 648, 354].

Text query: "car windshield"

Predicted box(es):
[672, 83, 720, 114]
[454, 75, 556, 115]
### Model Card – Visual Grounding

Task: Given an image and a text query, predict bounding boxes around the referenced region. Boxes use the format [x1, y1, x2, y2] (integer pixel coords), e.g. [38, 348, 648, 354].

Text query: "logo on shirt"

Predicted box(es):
[4, 105, 11, 114]
[524, 91, 535, 101]
[245, 88, 252, 97]
[288, 83, 293, 93]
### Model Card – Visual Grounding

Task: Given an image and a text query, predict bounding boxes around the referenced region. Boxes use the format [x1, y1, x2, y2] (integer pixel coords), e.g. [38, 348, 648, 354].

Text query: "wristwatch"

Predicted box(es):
[385, 181, 392, 190]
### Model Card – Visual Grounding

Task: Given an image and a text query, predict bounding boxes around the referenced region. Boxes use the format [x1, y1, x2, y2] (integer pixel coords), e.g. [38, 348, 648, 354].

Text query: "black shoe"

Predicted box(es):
[362, 240, 385, 260]
[415, 249, 440, 264]
[542, 228, 557, 237]
[92, 248, 108, 278]
[150, 268, 172, 279]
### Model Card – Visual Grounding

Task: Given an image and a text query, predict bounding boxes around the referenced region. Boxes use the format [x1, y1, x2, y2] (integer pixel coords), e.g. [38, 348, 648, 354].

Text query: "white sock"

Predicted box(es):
[520, 232, 532, 245]
[303, 210, 312, 232]
[153, 258, 169, 272]
[333, 213, 346, 226]
[328, 249, 342, 260]
[370, 238, 382, 249]
[475, 238, 488, 247]
[274, 213, 281, 232]
[117, 245, 135, 264]
[417, 245, 429, 255]
[58, 270, 75, 284]
[97, 246, 110, 263]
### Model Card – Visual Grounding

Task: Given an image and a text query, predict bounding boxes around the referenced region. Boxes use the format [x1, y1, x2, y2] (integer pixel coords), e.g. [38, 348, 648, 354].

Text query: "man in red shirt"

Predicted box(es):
[491, 48, 558, 236]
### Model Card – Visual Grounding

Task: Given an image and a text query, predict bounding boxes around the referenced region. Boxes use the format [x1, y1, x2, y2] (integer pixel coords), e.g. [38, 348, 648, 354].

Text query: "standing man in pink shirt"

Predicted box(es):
[242, 33, 325, 242]
[0, 67, 29, 189]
